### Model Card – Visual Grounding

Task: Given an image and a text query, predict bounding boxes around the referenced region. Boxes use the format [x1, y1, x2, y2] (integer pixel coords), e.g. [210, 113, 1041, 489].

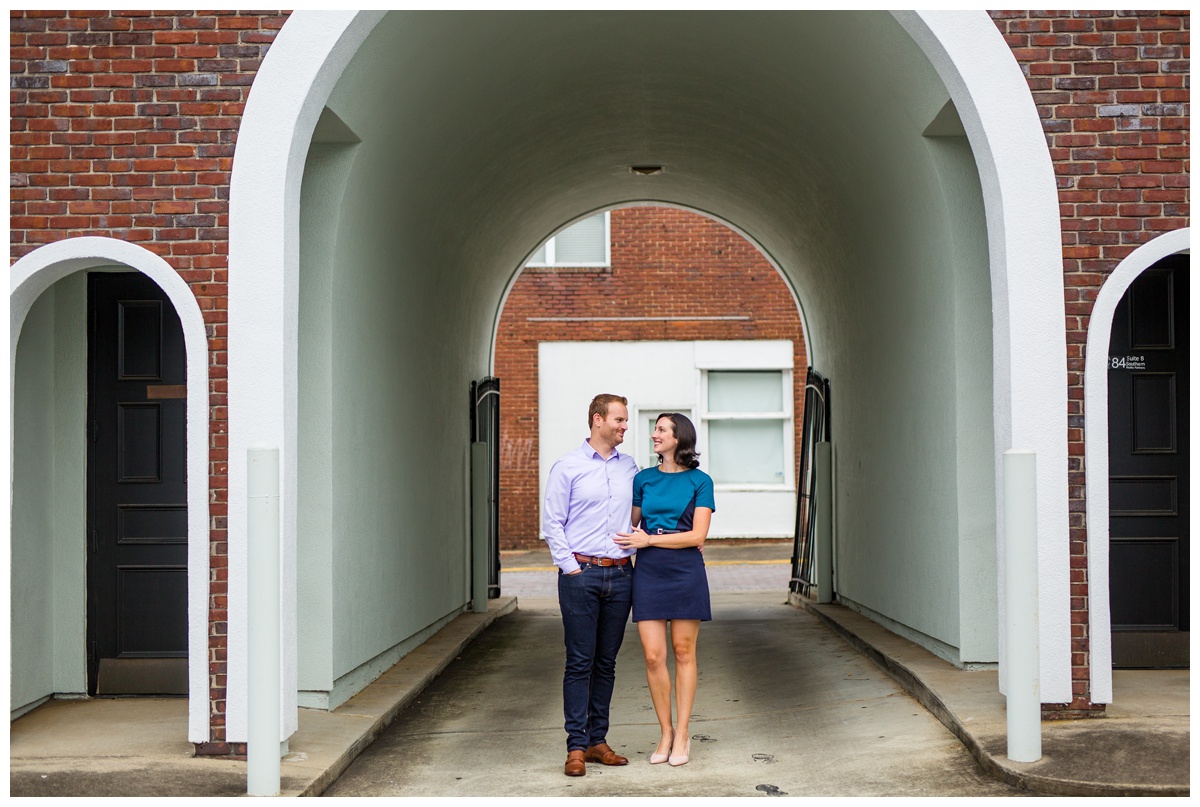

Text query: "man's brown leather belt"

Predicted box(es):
[573, 553, 630, 567]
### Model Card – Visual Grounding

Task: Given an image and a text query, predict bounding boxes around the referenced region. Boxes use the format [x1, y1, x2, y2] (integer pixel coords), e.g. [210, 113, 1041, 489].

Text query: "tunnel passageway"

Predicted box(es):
[325, 593, 1027, 797]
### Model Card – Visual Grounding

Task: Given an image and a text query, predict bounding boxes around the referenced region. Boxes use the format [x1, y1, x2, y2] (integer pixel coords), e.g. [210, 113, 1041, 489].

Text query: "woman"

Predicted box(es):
[614, 412, 714, 767]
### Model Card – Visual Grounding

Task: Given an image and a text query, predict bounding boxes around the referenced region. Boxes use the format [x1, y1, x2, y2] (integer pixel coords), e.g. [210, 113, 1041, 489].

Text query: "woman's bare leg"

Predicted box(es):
[669, 619, 701, 756]
[637, 620, 674, 755]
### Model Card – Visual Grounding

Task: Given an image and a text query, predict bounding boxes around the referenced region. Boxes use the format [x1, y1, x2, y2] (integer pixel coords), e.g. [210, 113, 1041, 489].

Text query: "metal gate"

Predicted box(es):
[471, 377, 501, 598]
[790, 369, 830, 597]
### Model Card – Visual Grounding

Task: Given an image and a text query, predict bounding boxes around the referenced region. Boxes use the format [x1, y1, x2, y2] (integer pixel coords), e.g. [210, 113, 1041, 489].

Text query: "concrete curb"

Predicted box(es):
[288, 597, 518, 796]
[790, 594, 1189, 798]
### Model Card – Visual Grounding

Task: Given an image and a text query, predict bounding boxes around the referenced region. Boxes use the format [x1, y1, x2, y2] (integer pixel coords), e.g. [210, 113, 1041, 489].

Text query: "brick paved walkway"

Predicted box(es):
[499, 559, 791, 599]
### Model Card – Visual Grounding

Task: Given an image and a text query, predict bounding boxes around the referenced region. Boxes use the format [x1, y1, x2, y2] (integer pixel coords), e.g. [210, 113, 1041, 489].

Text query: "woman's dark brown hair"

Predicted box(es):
[656, 412, 701, 469]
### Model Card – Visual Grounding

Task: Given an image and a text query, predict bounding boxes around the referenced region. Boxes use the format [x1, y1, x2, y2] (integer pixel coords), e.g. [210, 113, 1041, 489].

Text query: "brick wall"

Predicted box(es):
[492, 206, 809, 550]
[989, 9, 1190, 716]
[10, 9, 285, 752]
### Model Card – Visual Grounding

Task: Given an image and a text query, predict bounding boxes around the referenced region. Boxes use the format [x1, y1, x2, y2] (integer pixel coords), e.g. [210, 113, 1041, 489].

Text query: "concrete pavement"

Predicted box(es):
[9, 546, 1190, 796]
[10, 598, 518, 797]
[798, 598, 1190, 797]
[326, 591, 1024, 797]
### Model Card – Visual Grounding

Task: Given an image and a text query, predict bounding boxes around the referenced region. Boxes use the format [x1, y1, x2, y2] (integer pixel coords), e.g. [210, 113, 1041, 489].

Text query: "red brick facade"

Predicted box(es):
[10, 9, 284, 753]
[990, 10, 1189, 715]
[9, 10, 1189, 740]
[493, 206, 809, 550]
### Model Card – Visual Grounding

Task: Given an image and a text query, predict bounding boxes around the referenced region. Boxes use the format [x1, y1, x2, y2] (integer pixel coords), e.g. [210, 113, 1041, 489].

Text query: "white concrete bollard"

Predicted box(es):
[815, 441, 833, 605]
[1003, 450, 1042, 762]
[247, 447, 281, 796]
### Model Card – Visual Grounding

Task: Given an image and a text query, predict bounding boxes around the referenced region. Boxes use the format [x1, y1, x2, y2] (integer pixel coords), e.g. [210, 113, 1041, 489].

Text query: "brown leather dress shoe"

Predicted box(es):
[584, 743, 629, 766]
[564, 749, 586, 776]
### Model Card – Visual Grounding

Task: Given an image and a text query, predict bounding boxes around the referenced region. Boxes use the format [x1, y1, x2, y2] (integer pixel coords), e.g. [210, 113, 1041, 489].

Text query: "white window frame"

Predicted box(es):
[525, 211, 611, 268]
[698, 364, 795, 493]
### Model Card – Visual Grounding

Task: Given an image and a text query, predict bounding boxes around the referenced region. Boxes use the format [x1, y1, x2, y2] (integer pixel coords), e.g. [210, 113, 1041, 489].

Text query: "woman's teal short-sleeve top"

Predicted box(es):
[632, 466, 716, 533]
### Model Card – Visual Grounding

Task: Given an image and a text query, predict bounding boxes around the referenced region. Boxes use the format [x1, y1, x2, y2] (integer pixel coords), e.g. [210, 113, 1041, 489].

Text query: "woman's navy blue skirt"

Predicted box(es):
[632, 546, 711, 622]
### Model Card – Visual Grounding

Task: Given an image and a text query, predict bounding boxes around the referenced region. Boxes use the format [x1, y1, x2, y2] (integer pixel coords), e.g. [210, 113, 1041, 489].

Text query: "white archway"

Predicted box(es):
[1083, 227, 1190, 704]
[9, 237, 211, 740]
[489, 200, 817, 372]
[225, 9, 1072, 741]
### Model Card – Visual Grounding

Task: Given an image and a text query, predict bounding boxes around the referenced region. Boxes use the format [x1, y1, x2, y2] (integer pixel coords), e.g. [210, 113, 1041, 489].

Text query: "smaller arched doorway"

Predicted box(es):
[1105, 254, 1189, 668]
[10, 238, 210, 739]
[1083, 228, 1190, 701]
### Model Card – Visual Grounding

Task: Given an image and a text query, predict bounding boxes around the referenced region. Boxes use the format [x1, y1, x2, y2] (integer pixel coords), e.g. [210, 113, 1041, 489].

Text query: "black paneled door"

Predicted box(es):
[1107, 255, 1189, 668]
[88, 273, 188, 695]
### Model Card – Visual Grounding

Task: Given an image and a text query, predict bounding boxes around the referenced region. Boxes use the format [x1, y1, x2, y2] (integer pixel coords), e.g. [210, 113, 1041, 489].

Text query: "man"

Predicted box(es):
[543, 393, 639, 777]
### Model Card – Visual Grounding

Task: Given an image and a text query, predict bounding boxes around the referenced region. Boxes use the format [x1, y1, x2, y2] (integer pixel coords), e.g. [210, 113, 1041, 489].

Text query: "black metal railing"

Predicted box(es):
[790, 369, 830, 597]
[471, 377, 501, 598]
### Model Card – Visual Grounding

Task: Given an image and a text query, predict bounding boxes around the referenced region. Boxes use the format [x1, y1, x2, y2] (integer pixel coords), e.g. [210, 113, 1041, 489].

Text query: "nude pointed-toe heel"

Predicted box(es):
[668, 738, 690, 767]
[650, 731, 674, 764]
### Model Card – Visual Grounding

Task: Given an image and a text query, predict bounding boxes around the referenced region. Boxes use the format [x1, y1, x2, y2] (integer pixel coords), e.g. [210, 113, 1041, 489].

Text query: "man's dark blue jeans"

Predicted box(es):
[558, 561, 633, 752]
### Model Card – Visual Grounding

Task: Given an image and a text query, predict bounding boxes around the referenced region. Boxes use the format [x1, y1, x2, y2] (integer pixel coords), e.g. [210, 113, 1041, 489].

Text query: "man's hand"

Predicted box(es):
[613, 526, 649, 550]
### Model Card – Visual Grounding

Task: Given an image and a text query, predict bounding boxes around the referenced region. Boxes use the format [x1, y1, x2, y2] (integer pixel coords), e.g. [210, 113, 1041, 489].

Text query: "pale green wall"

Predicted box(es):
[52, 274, 87, 692]
[297, 143, 355, 694]
[301, 27, 490, 684]
[12, 288, 56, 714]
[296, 10, 999, 679]
[931, 135, 997, 664]
[321, 151, 477, 682]
[11, 273, 87, 716]
[784, 15, 995, 660]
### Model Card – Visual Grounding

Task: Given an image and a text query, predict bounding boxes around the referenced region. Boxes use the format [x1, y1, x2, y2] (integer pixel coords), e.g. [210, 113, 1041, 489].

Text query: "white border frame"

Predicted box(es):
[224, 9, 1074, 744]
[9, 236, 211, 741]
[1083, 227, 1190, 704]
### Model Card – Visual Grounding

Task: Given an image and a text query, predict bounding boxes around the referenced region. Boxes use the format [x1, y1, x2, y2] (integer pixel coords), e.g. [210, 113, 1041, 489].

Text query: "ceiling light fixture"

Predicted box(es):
[630, 165, 664, 176]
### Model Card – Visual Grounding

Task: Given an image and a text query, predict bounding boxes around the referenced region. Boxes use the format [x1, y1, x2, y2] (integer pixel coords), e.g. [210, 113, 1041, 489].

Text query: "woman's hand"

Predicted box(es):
[614, 525, 650, 550]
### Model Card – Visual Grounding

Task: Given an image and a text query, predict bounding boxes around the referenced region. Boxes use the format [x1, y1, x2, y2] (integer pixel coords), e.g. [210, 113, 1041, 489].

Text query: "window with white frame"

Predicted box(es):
[526, 212, 610, 267]
[703, 370, 790, 486]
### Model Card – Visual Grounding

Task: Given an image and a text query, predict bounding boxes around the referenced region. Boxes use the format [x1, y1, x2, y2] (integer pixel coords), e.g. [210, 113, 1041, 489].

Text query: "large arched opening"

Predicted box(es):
[224, 10, 1070, 742]
[491, 203, 812, 552]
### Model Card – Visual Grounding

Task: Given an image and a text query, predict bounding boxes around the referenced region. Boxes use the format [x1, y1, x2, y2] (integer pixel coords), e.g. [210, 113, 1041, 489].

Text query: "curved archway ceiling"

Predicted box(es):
[308, 9, 996, 664]
[322, 10, 970, 360]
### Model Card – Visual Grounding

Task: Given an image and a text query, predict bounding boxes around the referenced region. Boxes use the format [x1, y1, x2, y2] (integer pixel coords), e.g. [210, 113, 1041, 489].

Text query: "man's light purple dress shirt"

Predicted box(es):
[542, 439, 639, 574]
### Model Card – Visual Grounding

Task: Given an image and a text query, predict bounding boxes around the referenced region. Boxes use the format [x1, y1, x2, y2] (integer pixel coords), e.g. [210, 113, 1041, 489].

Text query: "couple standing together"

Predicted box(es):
[543, 393, 715, 776]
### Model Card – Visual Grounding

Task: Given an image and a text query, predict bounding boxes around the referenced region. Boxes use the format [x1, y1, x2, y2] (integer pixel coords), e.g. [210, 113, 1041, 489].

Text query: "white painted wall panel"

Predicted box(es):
[539, 340, 796, 539]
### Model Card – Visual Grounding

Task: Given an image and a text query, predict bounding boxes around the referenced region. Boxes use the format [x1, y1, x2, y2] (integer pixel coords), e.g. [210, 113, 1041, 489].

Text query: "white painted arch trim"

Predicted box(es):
[894, 11, 1070, 701]
[226, 9, 1073, 745]
[9, 236, 211, 742]
[225, 10, 387, 742]
[489, 200, 819, 374]
[1084, 227, 1190, 705]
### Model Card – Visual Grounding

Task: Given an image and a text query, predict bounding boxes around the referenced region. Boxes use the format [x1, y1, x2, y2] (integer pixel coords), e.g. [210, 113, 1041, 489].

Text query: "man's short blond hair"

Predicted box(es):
[588, 394, 628, 428]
